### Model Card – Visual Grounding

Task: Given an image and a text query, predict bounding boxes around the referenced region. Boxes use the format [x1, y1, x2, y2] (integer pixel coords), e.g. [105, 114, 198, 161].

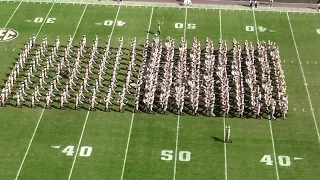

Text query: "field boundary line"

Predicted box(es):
[120, 6, 154, 180]
[14, 3, 55, 179]
[286, 12, 320, 144]
[219, 9, 228, 180]
[2, 0, 317, 14]
[66, 4, 89, 180]
[3, 0, 23, 28]
[252, 10, 280, 180]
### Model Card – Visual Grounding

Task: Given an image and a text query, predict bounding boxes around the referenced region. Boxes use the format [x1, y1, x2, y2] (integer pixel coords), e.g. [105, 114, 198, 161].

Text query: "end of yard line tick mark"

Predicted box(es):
[294, 157, 303, 160]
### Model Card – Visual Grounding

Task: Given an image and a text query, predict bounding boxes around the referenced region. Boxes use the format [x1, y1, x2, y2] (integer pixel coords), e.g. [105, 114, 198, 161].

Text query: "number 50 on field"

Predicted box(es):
[161, 150, 191, 161]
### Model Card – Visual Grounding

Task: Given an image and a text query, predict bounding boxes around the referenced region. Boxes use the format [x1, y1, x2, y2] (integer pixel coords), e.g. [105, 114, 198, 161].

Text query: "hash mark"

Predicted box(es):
[13, 49, 15, 51]
[291, 61, 293, 63]
[307, 61, 309, 64]
[303, 109, 305, 112]
[293, 108, 296, 111]
[315, 61, 317, 64]
[311, 108, 314, 111]
[5, 48, 7, 51]
[283, 60, 285, 63]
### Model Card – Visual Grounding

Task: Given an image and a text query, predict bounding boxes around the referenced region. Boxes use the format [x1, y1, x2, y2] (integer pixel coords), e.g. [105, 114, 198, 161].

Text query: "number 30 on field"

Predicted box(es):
[161, 150, 191, 161]
[34, 17, 56, 24]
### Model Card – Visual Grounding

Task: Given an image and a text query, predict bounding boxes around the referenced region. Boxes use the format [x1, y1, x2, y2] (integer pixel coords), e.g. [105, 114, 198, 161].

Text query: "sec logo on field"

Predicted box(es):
[0, 28, 19, 42]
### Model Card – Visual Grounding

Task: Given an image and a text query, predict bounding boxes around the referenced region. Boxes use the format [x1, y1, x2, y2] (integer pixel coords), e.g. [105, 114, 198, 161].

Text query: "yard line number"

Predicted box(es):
[103, 20, 126, 26]
[260, 155, 291, 167]
[34, 17, 56, 24]
[245, 26, 267, 32]
[161, 150, 191, 161]
[317, 29, 320, 34]
[62, 145, 93, 157]
[174, 23, 196, 29]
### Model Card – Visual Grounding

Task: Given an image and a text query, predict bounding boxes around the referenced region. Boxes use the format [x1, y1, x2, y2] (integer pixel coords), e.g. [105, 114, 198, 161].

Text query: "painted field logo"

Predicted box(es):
[0, 28, 19, 42]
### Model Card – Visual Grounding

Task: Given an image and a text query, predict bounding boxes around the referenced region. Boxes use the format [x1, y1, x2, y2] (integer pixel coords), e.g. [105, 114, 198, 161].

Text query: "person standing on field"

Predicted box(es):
[157, 21, 161, 35]
[269, 0, 273, 6]
[225, 126, 232, 143]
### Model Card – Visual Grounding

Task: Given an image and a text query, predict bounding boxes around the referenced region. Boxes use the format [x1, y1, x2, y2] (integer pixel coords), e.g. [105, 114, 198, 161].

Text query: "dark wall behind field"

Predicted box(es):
[226, 0, 316, 4]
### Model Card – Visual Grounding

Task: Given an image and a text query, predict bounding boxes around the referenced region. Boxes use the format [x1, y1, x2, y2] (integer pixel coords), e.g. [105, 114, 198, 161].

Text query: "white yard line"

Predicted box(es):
[68, 4, 121, 180]
[219, 9, 228, 180]
[252, 10, 280, 180]
[173, 115, 180, 180]
[286, 12, 320, 144]
[4, 0, 23, 28]
[14, 3, 55, 179]
[120, 6, 154, 180]
[35, 2, 55, 38]
[65, 5, 90, 180]
[252, 10, 259, 40]
[173, 7, 187, 180]
[109, 4, 121, 38]
[183, 7, 187, 39]
[68, 111, 90, 180]
[15, 109, 45, 180]
[146, 6, 154, 40]
[120, 113, 135, 180]
[72, 4, 87, 39]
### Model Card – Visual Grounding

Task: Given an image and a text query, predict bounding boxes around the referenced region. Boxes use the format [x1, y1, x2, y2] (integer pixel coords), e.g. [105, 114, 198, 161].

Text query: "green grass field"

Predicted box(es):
[0, 1, 320, 180]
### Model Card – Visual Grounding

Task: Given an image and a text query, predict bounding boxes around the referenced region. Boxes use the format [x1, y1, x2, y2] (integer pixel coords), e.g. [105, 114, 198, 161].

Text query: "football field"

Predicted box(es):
[0, 1, 320, 180]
